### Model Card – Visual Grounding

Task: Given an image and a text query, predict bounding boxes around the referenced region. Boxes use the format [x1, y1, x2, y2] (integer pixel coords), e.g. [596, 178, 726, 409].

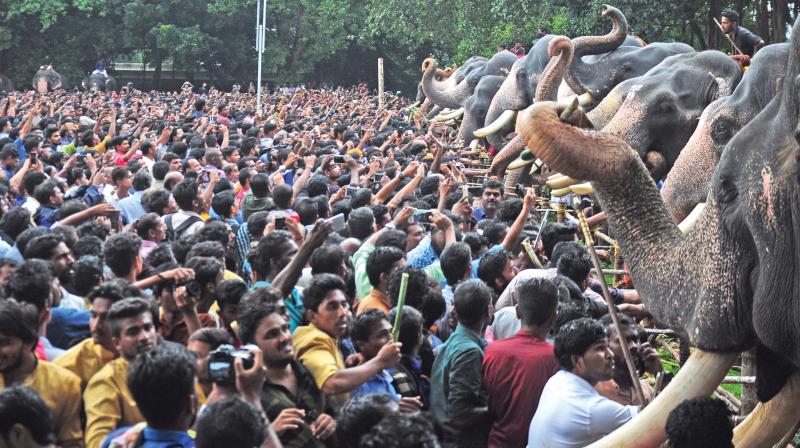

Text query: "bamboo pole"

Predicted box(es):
[378, 58, 385, 110]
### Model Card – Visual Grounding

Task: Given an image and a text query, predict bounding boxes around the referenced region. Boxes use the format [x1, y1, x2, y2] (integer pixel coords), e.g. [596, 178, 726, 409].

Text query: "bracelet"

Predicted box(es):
[157, 273, 166, 281]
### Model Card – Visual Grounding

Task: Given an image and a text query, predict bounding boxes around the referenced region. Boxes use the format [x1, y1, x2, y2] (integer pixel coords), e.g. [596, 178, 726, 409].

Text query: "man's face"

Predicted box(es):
[117, 139, 130, 153]
[608, 324, 639, 373]
[90, 297, 115, 352]
[356, 318, 392, 361]
[169, 159, 182, 171]
[325, 164, 341, 180]
[151, 218, 166, 243]
[49, 132, 61, 145]
[309, 289, 350, 339]
[50, 242, 75, 281]
[220, 303, 239, 327]
[720, 17, 735, 33]
[405, 224, 425, 252]
[254, 312, 294, 368]
[0, 265, 16, 288]
[50, 188, 64, 206]
[4, 156, 18, 170]
[117, 172, 133, 191]
[501, 259, 517, 285]
[113, 312, 158, 361]
[575, 338, 615, 383]
[481, 188, 502, 212]
[275, 240, 299, 273]
[227, 150, 241, 163]
[187, 339, 212, 385]
[0, 332, 28, 374]
[186, 159, 201, 173]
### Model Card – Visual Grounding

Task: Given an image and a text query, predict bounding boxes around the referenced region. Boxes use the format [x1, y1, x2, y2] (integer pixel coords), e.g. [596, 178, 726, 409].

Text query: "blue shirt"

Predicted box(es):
[103, 425, 194, 448]
[471, 244, 504, 278]
[407, 236, 438, 269]
[117, 190, 146, 223]
[351, 369, 401, 401]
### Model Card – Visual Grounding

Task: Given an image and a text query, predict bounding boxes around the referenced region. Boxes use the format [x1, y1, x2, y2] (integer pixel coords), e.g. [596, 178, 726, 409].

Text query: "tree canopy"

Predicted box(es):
[0, 0, 795, 92]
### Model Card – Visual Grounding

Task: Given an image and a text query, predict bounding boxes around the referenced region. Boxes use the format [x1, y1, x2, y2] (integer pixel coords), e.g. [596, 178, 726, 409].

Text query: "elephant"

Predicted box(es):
[477, 5, 650, 152]
[514, 15, 800, 446]
[420, 50, 516, 110]
[82, 72, 117, 92]
[454, 75, 506, 144]
[661, 43, 789, 222]
[414, 64, 458, 117]
[32, 67, 67, 92]
[0, 74, 13, 91]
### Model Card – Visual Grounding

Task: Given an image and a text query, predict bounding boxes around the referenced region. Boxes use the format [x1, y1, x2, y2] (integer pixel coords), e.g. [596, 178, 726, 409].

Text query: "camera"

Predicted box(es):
[207, 344, 257, 385]
[413, 209, 433, 224]
[514, 183, 526, 198]
[274, 216, 286, 230]
[333, 155, 346, 164]
[183, 280, 202, 297]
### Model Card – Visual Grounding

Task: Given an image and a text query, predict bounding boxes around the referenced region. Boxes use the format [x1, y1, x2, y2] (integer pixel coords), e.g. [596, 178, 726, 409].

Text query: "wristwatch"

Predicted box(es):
[384, 222, 396, 229]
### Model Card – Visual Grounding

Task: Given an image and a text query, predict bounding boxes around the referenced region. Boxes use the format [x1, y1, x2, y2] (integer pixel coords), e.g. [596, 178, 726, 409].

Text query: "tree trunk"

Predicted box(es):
[708, 0, 722, 50]
[154, 52, 162, 91]
[757, 0, 771, 43]
[691, 19, 709, 49]
[740, 349, 758, 416]
[771, 0, 788, 42]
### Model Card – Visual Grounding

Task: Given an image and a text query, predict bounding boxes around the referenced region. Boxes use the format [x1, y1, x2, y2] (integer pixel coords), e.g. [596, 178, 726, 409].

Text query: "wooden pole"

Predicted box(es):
[572, 196, 647, 406]
[378, 58, 385, 110]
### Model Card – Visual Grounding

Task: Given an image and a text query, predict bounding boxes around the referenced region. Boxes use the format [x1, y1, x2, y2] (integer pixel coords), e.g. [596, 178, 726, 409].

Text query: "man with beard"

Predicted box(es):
[477, 249, 516, 297]
[0, 300, 83, 447]
[55, 280, 143, 390]
[84, 297, 158, 448]
[237, 287, 336, 448]
[473, 179, 503, 221]
[23, 233, 82, 310]
[528, 318, 639, 447]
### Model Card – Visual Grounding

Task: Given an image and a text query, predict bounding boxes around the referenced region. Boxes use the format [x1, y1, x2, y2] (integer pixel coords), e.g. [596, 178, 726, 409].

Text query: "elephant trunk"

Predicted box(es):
[456, 110, 479, 145]
[482, 66, 529, 147]
[566, 4, 629, 95]
[535, 36, 574, 102]
[490, 135, 526, 177]
[420, 58, 472, 109]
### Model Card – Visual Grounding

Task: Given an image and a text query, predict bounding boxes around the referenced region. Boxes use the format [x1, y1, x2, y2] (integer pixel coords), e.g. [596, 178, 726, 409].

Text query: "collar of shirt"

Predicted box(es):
[140, 427, 194, 447]
[451, 324, 487, 349]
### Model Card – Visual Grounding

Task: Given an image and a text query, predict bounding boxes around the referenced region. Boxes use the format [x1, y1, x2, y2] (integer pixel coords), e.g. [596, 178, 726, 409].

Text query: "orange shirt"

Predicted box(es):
[355, 288, 391, 315]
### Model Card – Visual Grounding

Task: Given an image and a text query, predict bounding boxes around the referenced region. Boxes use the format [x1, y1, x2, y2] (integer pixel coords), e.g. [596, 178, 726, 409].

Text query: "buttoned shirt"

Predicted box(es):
[54, 337, 116, 391]
[84, 357, 145, 448]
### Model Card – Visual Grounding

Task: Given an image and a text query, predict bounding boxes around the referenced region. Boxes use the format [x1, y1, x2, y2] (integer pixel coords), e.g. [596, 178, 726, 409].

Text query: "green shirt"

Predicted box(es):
[430, 325, 489, 447]
[352, 242, 376, 300]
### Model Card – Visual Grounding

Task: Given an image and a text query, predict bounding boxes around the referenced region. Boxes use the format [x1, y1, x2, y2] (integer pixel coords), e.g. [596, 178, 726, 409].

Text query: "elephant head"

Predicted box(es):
[32, 67, 66, 92]
[455, 75, 506, 145]
[662, 43, 789, 222]
[490, 36, 574, 178]
[422, 51, 516, 110]
[420, 56, 487, 110]
[516, 16, 800, 446]
[586, 50, 741, 178]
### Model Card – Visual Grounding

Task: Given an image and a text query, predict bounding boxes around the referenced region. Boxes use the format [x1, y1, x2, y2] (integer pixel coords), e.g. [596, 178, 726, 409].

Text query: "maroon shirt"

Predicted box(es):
[482, 329, 559, 448]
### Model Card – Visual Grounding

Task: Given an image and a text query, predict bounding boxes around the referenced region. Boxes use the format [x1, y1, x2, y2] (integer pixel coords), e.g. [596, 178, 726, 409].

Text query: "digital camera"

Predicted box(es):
[207, 344, 256, 385]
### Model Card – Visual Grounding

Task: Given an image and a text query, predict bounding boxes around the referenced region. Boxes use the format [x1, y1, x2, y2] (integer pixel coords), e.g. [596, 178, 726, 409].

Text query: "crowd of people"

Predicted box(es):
[0, 83, 737, 448]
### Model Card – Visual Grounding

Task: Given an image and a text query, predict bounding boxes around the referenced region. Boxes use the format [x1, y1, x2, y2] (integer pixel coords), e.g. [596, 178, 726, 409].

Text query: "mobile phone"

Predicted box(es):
[462, 185, 469, 200]
[333, 155, 346, 163]
[326, 213, 346, 232]
[346, 186, 358, 196]
[373, 172, 384, 181]
[274, 217, 286, 230]
[413, 209, 433, 224]
[29, 151, 37, 164]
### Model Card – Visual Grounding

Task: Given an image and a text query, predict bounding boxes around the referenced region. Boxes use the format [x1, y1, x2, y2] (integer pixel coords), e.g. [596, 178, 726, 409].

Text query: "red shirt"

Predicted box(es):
[482, 329, 558, 448]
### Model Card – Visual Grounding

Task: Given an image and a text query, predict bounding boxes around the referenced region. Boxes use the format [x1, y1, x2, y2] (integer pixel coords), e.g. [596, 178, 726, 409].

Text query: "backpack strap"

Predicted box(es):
[171, 215, 203, 238]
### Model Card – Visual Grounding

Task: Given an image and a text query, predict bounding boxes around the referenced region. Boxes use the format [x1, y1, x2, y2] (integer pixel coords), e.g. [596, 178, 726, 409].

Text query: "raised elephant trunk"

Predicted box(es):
[565, 4, 629, 95]
[535, 36, 574, 102]
[490, 135, 525, 177]
[420, 58, 472, 109]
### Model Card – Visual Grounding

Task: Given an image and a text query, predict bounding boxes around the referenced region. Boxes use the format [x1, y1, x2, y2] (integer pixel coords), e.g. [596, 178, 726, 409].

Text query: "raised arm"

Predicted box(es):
[271, 220, 333, 297]
[501, 188, 535, 250]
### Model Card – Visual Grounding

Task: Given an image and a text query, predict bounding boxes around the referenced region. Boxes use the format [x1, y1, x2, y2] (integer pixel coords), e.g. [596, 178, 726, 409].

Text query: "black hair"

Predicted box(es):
[351, 188, 373, 209]
[33, 178, 61, 205]
[453, 279, 492, 326]
[554, 317, 607, 370]
[348, 207, 375, 240]
[477, 249, 511, 289]
[147, 243, 175, 267]
[77, 220, 111, 241]
[517, 277, 560, 327]
[5, 259, 53, 311]
[295, 198, 319, 226]
[195, 396, 266, 448]
[103, 232, 142, 278]
[237, 286, 284, 344]
[107, 297, 154, 339]
[462, 232, 488, 259]
[721, 9, 739, 23]
[351, 309, 388, 345]
[127, 343, 196, 428]
[375, 229, 406, 251]
[87, 279, 144, 305]
[152, 160, 170, 181]
[111, 167, 131, 186]
[366, 246, 405, 288]
[555, 242, 591, 285]
[135, 213, 162, 240]
[482, 178, 504, 191]
[15, 227, 49, 256]
[272, 184, 293, 209]
[197, 221, 230, 248]
[386, 266, 430, 310]
[666, 397, 733, 448]
[0, 386, 57, 445]
[23, 233, 63, 261]
[0, 207, 31, 241]
[306, 175, 329, 198]
[132, 171, 152, 191]
[172, 178, 199, 211]
[22, 171, 47, 197]
[541, 222, 578, 259]
[72, 255, 104, 296]
[59, 199, 88, 220]
[188, 327, 234, 349]
[185, 256, 222, 287]
[336, 393, 398, 448]
[172, 233, 202, 265]
[499, 197, 523, 224]
[310, 244, 346, 276]
[304, 273, 347, 314]
[482, 221, 508, 246]
[211, 190, 236, 218]
[387, 306, 423, 355]
[250, 173, 270, 198]
[359, 412, 441, 448]
[217, 278, 247, 306]
[440, 242, 472, 286]
[0, 300, 39, 346]
[248, 231, 292, 280]
[186, 241, 226, 262]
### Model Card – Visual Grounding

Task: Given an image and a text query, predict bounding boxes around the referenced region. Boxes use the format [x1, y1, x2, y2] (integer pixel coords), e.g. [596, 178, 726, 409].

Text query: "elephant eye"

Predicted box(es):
[712, 119, 732, 143]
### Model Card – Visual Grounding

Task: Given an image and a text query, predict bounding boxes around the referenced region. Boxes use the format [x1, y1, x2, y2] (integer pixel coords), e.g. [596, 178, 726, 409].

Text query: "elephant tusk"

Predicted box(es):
[569, 182, 593, 195]
[547, 175, 581, 189]
[732, 371, 800, 448]
[578, 91, 593, 106]
[434, 107, 464, 121]
[677, 202, 706, 234]
[548, 172, 567, 182]
[469, 139, 479, 150]
[588, 350, 736, 448]
[508, 158, 535, 171]
[474, 109, 517, 137]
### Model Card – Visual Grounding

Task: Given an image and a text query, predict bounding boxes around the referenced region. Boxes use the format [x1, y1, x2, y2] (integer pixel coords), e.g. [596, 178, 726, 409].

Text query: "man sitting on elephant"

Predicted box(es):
[92, 60, 108, 78]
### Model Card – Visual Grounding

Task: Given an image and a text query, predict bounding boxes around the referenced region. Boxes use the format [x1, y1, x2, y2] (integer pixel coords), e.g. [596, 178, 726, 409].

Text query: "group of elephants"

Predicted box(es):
[0, 67, 117, 93]
[419, 4, 800, 447]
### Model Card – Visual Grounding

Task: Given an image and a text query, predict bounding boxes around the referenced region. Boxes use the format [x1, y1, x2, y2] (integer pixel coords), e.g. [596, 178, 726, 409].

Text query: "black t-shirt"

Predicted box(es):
[730, 25, 763, 57]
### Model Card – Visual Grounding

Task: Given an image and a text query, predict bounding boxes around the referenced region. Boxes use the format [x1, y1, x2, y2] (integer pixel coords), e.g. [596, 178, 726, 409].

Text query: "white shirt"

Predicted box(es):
[490, 306, 521, 341]
[528, 370, 638, 448]
[167, 209, 205, 237]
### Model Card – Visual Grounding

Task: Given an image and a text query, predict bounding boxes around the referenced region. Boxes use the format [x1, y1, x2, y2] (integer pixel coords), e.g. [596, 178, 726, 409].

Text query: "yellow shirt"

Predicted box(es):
[292, 323, 347, 403]
[83, 357, 144, 448]
[0, 360, 83, 447]
[54, 338, 116, 391]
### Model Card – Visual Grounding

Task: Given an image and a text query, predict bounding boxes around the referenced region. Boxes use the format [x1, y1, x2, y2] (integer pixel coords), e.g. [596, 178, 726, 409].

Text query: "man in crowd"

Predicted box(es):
[720, 9, 765, 57]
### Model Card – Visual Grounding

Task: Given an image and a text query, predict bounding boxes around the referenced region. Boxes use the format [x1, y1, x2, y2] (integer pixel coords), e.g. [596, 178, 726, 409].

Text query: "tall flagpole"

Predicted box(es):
[256, 0, 266, 114]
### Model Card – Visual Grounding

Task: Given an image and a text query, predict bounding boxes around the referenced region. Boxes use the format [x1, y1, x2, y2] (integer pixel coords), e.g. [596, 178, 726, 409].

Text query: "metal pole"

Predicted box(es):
[256, 0, 266, 114]
[378, 58, 385, 109]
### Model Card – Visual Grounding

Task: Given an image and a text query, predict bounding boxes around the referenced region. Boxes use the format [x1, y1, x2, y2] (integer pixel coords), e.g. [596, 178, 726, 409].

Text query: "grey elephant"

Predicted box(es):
[82, 73, 117, 92]
[514, 14, 800, 447]
[420, 50, 516, 111]
[454, 75, 506, 144]
[661, 43, 789, 222]
[32, 66, 67, 92]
